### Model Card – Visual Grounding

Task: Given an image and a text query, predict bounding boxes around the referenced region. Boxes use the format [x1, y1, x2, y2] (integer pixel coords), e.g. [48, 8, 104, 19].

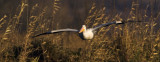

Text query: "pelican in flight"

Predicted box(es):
[33, 21, 141, 40]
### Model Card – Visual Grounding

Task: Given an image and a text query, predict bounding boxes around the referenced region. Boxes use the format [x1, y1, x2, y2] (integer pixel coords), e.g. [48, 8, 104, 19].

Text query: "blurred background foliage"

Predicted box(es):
[0, 0, 160, 62]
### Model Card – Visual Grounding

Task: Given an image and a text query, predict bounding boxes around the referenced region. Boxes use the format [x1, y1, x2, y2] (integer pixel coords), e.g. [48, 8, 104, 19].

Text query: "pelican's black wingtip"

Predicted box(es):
[32, 35, 39, 38]
[115, 20, 147, 25]
[121, 20, 147, 24]
[32, 32, 52, 38]
[32, 36, 35, 38]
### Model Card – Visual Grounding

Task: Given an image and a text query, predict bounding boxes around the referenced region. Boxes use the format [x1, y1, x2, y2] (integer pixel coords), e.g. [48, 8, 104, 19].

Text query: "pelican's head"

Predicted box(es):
[79, 25, 86, 33]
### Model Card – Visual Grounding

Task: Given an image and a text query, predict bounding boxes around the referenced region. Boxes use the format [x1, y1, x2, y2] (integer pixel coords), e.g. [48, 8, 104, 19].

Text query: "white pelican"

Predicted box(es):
[33, 21, 141, 40]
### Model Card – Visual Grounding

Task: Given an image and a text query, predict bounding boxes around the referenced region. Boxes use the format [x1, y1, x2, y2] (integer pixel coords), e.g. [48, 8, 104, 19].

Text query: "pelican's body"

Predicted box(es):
[33, 21, 142, 40]
[82, 29, 94, 39]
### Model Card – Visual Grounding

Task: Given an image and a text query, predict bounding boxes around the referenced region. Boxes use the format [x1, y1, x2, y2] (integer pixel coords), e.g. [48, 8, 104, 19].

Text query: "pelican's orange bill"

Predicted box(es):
[79, 27, 84, 33]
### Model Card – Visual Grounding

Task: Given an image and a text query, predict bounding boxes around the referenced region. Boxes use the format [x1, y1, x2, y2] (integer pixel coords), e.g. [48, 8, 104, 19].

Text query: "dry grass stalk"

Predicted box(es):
[0, 15, 7, 28]
[19, 7, 46, 62]
[53, 0, 61, 15]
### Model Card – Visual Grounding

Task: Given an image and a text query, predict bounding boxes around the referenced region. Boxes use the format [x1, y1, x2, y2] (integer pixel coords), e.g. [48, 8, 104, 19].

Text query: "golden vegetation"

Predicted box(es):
[0, 0, 160, 62]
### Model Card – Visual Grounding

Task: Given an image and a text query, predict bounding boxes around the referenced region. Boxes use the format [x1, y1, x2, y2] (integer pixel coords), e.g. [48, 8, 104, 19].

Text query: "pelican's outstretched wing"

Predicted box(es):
[93, 21, 122, 30]
[93, 20, 145, 30]
[33, 28, 79, 38]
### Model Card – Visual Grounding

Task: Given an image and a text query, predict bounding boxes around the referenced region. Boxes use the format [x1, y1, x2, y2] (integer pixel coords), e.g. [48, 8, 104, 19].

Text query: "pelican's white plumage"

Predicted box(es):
[82, 29, 94, 39]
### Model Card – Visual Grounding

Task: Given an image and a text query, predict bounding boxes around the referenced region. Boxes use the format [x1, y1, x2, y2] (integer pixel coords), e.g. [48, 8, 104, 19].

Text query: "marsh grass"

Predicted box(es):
[0, 0, 160, 62]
